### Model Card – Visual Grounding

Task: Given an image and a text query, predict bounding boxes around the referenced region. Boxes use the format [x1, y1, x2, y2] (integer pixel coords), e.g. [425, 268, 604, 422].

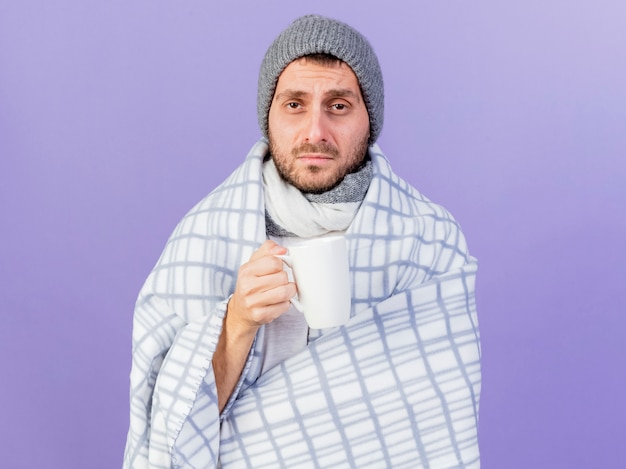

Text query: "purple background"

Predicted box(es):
[1, 1, 624, 468]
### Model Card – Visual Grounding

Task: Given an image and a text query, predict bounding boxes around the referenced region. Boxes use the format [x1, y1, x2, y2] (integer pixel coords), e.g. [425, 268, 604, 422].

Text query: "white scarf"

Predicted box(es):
[263, 157, 372, 238]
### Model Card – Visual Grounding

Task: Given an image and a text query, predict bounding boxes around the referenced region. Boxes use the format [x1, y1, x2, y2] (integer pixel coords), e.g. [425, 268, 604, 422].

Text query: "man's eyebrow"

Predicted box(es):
[274, 88, 361, 103]
[325, 88, 362, 102]
[274, 89, 308, 101]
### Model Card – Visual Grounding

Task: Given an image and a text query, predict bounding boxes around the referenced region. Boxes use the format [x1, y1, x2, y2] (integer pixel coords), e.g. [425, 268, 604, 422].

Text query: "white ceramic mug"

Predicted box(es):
[277, 235, 351, 329]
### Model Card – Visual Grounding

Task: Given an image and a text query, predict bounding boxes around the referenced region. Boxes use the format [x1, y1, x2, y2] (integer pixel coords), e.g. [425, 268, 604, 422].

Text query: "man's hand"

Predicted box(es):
[228, 240, 296, 330]
[212, 240, 296, 411]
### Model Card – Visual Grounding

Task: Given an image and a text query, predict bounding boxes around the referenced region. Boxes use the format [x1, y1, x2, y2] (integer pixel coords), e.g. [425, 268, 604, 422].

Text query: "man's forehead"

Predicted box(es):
[276, 59, 358, 85]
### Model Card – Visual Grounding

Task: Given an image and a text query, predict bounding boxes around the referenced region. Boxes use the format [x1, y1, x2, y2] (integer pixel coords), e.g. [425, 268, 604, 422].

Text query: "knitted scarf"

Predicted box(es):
[263, 156, 373, 238]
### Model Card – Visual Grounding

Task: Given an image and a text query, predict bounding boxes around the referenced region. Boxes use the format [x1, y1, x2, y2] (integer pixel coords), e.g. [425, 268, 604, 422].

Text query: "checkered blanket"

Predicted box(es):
[123, 139, 481, 468]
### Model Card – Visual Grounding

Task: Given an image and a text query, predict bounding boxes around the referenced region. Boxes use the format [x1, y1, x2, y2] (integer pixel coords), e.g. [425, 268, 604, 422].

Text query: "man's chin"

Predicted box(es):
[293, 172, 343, 194]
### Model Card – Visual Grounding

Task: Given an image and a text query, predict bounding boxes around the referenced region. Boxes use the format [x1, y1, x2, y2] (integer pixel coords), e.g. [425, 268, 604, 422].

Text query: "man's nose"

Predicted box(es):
[303, 107, 330, 143]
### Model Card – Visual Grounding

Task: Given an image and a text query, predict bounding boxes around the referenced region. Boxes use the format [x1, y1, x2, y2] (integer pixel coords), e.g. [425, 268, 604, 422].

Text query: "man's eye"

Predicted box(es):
[332, 103, 346, 111]
[287, 102, 300, 109]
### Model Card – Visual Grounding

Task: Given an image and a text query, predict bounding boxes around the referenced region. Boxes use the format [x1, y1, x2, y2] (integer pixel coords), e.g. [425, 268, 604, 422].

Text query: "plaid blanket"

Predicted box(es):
[124, 139, 481, 468]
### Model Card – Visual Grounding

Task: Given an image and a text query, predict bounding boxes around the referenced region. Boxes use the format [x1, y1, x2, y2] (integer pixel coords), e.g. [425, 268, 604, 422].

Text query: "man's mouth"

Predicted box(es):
[297, 153, 334, 165]
[298, 152, 332, 159]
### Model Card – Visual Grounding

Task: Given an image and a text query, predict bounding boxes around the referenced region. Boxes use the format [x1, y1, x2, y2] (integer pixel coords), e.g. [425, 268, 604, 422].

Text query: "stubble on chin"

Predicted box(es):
[268, 137, 369, 194]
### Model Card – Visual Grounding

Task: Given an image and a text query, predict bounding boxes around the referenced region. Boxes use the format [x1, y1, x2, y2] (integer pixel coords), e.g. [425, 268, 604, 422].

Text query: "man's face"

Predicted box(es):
[268, 58, 370, 193]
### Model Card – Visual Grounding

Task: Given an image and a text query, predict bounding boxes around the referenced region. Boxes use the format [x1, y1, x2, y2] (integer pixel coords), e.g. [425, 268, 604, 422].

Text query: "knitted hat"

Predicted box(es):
[258, 14, 384, 144]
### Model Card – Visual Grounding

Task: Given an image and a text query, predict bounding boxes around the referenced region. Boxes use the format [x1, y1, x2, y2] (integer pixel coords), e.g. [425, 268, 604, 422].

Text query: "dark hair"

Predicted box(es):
[300, 53, 343, 67]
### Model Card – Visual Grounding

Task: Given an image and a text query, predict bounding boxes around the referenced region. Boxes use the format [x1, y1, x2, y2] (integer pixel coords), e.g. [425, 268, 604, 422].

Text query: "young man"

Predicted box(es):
[124, 15, 481, 468]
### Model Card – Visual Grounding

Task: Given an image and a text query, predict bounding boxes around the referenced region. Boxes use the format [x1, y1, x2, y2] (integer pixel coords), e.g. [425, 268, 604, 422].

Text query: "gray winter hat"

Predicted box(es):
[257, 14, 384, 144]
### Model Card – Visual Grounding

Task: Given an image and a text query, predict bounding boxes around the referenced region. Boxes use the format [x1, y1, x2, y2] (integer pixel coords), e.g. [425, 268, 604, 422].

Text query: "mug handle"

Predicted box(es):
[275, 254, 303, 312]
